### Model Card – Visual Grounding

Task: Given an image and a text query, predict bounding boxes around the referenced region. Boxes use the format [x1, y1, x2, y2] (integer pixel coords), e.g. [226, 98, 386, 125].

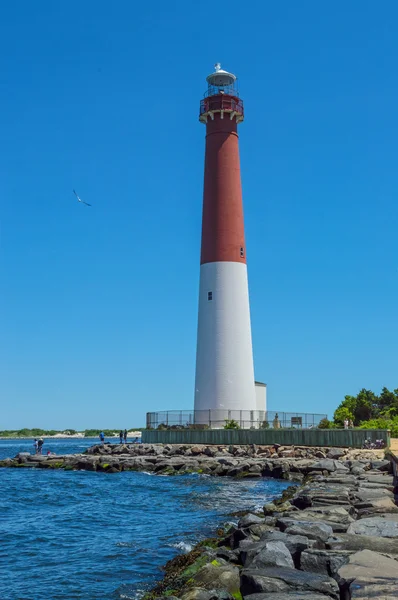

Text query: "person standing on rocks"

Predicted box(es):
[99, 432, 105, 445]
[123, 429, 127, 443]
[37, 438, 44, 455]
[33, 439, 38, 454]
[119, 430, 123, 444]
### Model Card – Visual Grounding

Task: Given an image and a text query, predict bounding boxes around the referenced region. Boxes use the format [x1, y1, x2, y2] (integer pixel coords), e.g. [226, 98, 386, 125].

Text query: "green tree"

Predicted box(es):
[333, 406, 354, 427]
[378, 387, 398, 418]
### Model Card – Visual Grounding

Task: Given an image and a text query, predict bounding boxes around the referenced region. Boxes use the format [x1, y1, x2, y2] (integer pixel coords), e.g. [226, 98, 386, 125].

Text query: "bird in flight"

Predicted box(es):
[73, 189, 91, 206]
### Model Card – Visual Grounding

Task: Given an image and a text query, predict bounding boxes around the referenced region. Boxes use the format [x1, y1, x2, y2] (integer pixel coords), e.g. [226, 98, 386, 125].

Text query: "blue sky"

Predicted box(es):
[1, 1, 397, 429]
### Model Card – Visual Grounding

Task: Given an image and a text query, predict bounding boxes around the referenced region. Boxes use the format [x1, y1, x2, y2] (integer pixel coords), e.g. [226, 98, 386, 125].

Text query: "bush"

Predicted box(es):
[224, 419, 240, 430]
[318, 418, 332, 429]
[359, 417, 398, 438]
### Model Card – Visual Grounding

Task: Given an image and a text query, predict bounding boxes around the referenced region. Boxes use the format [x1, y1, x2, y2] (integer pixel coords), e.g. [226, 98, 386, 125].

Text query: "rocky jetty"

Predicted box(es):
[1, 443, 397, 599]
[0, 443, 390, 481]
[142, 456, 398, 600]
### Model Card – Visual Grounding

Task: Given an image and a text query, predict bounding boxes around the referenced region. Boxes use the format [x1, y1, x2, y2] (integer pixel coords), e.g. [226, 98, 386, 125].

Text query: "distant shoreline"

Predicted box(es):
[0, 432, 142, 440]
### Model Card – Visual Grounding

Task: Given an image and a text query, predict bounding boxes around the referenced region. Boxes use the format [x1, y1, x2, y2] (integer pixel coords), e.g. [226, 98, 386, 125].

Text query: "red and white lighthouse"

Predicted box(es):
[194, 64, 256, 417]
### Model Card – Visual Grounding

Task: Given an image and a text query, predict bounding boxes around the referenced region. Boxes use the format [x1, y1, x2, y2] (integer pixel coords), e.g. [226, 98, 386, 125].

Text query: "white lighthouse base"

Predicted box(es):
[194, 261, 256, 425]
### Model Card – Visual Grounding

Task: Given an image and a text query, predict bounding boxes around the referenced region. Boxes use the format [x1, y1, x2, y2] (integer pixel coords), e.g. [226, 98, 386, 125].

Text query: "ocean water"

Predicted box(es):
[0, 439, 289, 600]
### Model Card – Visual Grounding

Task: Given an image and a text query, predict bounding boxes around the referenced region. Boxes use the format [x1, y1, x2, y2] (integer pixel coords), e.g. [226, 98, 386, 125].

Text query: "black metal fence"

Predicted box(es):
[146, 410, 327, 431]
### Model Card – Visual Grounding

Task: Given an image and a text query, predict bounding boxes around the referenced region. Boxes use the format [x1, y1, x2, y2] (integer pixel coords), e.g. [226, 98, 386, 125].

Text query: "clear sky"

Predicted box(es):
[1, 1, 397, 429]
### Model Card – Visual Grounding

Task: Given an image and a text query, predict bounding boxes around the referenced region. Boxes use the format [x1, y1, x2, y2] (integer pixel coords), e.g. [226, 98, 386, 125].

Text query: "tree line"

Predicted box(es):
[319, 387, 398, 436]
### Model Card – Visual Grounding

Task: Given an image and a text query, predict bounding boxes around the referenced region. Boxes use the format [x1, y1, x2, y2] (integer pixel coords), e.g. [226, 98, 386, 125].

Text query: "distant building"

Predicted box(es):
[255, 381, 267, 413]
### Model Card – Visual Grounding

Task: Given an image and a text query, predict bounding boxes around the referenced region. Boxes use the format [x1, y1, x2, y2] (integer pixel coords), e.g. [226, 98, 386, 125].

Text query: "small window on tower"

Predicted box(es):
[240, 247, 245, 258]
[208, 291, 213, 301]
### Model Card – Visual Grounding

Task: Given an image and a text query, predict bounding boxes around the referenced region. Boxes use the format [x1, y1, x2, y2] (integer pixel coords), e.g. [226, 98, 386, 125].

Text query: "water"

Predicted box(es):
[0, 439, 289, 600]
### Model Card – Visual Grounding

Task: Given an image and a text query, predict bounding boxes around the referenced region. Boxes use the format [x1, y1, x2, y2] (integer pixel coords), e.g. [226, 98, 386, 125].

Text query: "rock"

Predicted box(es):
[191, 446, 206, 456]
[310, 459, 341, 472]
[291, 485, 351, 509]
[315, 451, 326, 459]
[238, 514, 265, 528]
[181, 590, 214, 600]
[243, 594, 333, 600]
[263, 502, 292, 516]
[353, 488, 393, 501]
[300, 548, 352, 575]
[190, 561, 240, 595]
[327, 532, 398, 554]
[371, 459, 391, 472]
[359, 474, 394, 485]
[277, 519, 334, 542]
[230, 528, 251, 549]
[245, 541, 294, 569]
[337, 549, 398, 599]
[248, 524, 274, 538]
[204, 447, 218, 457]
[358, 481, 394, 491]
[259, 531, 314, 561]
[16, 452, 31, 462]
[347, 517, 398, 537]
[216, 548, 241, 564]
[355, 497, 398, 518]
[351, 467, 365, 476]
[240, 567, 339, 599]
[326, 448, 346, 460]
[299, 505, 355, 524]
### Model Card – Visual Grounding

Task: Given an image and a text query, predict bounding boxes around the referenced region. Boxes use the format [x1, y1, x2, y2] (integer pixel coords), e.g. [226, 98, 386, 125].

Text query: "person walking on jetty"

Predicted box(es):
[119, 430, 123, 444]
[99, 432, 105, 444]
[37, 438, 44, 455]
[123, 429, 127, 443]
[33, 439, 38, 454]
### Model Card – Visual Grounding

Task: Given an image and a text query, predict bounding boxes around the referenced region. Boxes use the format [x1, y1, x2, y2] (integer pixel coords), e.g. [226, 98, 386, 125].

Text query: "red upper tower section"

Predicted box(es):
[199, 64, 246, 266]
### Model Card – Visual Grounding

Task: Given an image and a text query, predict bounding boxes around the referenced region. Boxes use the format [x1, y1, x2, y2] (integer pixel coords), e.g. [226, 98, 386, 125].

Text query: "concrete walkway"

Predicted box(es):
[390, 437, 398, 454]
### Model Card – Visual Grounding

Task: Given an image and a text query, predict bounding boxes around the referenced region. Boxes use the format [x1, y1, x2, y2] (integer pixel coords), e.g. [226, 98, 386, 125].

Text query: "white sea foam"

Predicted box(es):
[171, 541, 193, 553]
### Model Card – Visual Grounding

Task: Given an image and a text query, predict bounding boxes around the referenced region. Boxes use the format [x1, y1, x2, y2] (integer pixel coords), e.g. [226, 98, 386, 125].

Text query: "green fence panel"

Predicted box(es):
[141, 428, 390, 448]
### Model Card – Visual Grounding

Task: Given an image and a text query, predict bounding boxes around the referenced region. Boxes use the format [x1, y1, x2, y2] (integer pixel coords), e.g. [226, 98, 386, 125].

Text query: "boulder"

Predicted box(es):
[355, 497, 398, 518]
[352, 468, 366, 476]
[327, 532, 398, 554]
[359, 474, 394, 485]
[263, 502, 292, 516]
[244, 541, 294, 569]
[347, 517, 398, 537]
[238, 514, 265, 528]
[277, 519, 333, 542]
[310, 459, 346, 472]
[299, 505, 355, 524]
[191, 446, 206, 456]
[291, 486, 351, 509]
[326, 449, 346, 460]
[243, 594, 333, 600]
[300, 548, 351, 575]
[16, 452, 31, 462]
[248, 524, 274, 538]
[189, 561, 240, 595]
[371, 459, 391, 472]
[337, 549, 398, 599]
[216, 548, 241, 564]
[352, 488, 393, 502]
[181, 589, 213, 600]
[259, 531, 313, 561]
[240, 567, 339, 599]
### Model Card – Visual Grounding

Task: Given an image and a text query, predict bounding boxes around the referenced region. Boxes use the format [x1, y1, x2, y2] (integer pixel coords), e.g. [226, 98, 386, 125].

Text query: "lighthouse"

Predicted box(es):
[194, 64, 256, 420]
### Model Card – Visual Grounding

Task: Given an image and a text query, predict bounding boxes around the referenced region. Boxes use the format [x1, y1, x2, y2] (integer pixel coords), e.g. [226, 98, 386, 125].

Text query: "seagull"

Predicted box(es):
[73, 189, 91, 206]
